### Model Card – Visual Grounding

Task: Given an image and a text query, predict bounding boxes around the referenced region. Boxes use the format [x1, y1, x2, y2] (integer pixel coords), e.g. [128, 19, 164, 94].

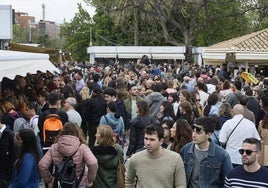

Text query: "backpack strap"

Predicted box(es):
[71, 144, 84, 188]
[76, 163, 85, 188]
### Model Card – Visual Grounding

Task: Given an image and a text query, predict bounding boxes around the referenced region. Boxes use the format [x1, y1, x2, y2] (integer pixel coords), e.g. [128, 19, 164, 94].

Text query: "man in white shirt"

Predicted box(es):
[64, 97, 82, 127]
[219, 104, 260, 167]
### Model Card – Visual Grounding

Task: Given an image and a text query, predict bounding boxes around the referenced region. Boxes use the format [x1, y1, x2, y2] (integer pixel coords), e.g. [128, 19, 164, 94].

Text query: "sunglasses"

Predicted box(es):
[193, 125, 204, 134]
[162, 127, 169, 130]
[238, 149, 258, 155]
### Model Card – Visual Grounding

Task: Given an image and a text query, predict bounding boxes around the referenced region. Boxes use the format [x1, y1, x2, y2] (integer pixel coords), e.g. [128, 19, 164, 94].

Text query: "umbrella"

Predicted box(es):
[240, 72, 258, 84]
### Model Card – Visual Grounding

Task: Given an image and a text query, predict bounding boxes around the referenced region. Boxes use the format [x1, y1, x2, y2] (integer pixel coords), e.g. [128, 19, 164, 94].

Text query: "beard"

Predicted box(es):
[242, 157, 256, 165]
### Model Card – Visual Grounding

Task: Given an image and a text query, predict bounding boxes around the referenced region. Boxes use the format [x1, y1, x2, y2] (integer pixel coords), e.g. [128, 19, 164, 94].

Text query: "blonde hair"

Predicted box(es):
[79, 87, 90, 100]
[97, 125, 115, 146]
[0, 99, 16, 114]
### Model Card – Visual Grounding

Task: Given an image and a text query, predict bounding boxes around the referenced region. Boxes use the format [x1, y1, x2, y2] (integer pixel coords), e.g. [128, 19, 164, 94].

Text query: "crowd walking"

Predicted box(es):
[0, 59, 268, 187]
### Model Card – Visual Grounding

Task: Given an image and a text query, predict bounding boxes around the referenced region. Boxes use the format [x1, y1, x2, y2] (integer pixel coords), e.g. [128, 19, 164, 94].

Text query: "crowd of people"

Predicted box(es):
[0, 59, 268, 187]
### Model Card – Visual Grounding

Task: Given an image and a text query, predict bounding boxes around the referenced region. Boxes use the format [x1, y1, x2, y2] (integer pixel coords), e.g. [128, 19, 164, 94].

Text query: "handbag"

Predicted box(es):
[114, 145, 125, 188]
[221, 117, 243, 149]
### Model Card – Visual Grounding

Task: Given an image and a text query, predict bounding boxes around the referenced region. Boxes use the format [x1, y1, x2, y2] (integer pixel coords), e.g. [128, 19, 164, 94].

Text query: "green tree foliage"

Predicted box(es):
[12, 25, 39, 43]
[86, 0, 260, 63]
[255, 0, 268, 29]
[194, 0, 252, 46]
[60, 3, 92, 62]
[12, 25, 28, 43]
[88, 0, 167, 46]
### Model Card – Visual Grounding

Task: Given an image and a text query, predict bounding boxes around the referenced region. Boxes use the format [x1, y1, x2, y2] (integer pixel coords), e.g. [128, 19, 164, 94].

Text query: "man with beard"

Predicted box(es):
[224, 138, 268, 187]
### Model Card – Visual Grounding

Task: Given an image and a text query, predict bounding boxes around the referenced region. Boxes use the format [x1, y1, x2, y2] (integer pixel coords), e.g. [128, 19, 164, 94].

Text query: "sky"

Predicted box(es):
[1, 0, 96, 23]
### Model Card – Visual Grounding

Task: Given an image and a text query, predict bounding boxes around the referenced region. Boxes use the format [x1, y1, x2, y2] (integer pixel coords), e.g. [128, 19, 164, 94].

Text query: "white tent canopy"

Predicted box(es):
[0, 50, 59, 80]
[87, 46, 186, 64]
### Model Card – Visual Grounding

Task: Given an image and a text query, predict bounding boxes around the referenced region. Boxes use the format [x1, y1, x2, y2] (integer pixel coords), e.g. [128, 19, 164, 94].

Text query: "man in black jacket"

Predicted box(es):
[85, 88, 107, 147]
[38, 92, 68, 149]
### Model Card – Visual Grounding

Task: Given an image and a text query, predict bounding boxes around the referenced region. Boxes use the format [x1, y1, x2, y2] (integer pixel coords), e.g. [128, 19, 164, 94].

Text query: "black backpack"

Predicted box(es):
[53, 148, 85, 188]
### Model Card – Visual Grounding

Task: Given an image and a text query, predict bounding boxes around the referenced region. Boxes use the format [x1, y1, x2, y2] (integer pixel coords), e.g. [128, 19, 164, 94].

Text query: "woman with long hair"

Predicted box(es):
[203, 92, 219, 117]
[218, 102, 232, 125]
[0, 99, 27, 131]
[169, 119, 192, 153]
[38, 122, 98, 188]
[10, 129, 40, 188]
[161, 120, 174, 149]
[91, 125, 124, 188]
[126, 100, 155, 159]
[167, 92, 180, 119]
[179, 89, 193, 104]
[157, 101, 176, 122]
[179, 101, 195, 127]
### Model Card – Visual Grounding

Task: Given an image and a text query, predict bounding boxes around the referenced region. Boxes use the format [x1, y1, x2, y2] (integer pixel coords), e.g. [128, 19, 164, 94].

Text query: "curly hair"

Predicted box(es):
[218, 102, 232, 117]
[136, 100, 150, 116]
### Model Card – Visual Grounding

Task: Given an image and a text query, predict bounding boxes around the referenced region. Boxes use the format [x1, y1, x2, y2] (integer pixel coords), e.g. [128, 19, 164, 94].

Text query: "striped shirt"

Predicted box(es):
[225, 166, 268, 188]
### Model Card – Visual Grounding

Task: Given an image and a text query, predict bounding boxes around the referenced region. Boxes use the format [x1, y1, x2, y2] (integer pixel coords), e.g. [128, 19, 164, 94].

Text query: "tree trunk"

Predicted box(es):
[133, 4, 139, 46]
[184, 33, 193, 64]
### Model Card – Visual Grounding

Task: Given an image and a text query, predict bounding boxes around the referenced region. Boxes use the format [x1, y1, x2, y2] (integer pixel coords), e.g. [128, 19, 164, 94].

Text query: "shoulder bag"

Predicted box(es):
[114, 145, 125, 188]
[221, 117, 243, 149]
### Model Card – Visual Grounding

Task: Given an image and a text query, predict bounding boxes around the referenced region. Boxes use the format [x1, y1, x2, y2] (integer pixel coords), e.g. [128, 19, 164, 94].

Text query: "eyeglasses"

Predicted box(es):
[193, 125, 204, 134]
[162, 127, 169, 130]
[238, 149, 259, 155]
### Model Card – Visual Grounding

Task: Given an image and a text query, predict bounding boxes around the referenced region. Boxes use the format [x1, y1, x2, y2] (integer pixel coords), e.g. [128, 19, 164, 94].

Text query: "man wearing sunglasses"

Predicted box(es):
[225, 138, 268, 187]
[180, 117, 232, 188]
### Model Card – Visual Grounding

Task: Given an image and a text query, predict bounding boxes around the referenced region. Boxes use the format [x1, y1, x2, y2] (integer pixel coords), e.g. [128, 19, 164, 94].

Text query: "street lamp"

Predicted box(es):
[59, 49, 62, 64]
[28, 20, 35, 43]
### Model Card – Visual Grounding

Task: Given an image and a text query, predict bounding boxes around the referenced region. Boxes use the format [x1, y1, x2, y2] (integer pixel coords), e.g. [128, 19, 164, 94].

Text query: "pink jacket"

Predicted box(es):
[38, 135, 98, 186]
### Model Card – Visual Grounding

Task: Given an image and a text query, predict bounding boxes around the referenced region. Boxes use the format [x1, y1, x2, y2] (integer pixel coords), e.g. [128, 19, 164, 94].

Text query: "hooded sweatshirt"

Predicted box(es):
[99, 112, 124, 137]
[38, 135, 98, 186]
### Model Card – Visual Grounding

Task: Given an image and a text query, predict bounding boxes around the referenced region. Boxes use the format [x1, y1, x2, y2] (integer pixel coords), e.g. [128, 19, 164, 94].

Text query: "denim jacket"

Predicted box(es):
[180, 140, 232, 188]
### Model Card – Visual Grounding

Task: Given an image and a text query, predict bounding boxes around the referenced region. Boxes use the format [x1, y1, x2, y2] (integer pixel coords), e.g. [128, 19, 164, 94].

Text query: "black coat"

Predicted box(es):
[84, 95, 107, 126]
[0, 125, 17, 183]
[126, 115, 155, 157]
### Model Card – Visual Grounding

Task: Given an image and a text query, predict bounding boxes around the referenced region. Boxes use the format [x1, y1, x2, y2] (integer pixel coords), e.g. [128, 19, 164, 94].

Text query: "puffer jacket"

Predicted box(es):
[126, 115, 155, 157]
[38, 135, 98, 186]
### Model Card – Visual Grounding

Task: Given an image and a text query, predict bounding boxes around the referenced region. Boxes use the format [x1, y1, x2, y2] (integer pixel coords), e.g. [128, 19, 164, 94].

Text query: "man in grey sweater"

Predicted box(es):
[125, 123, 186, 188]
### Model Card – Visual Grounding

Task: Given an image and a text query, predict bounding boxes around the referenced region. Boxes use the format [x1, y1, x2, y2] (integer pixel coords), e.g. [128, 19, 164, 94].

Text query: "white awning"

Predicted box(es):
[93, 53, 185, 59]
[151, 54, 185, 60]
[0, 50, 59, 80]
